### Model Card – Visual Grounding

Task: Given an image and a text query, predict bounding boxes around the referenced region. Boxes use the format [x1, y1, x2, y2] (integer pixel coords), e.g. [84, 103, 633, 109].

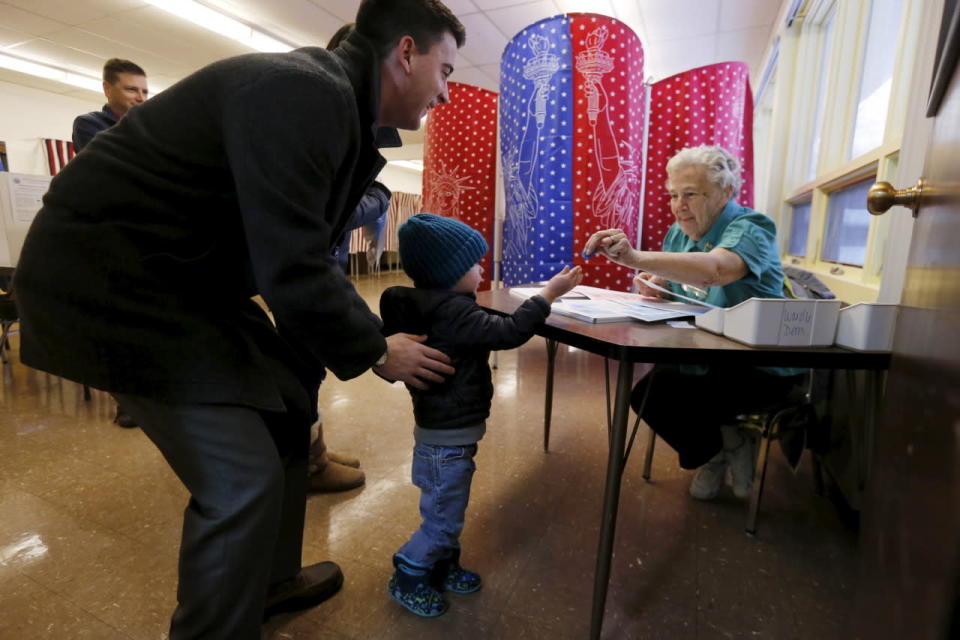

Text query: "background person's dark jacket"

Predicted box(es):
[14, 30, 398, 412]
[380, 286, 550, 430]
[72, 105, 119, 151]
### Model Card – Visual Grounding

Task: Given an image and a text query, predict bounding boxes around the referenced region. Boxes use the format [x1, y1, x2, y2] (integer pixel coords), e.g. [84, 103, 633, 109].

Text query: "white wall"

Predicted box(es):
[0, 77, 427, 199]
[377, 164, 422, 195]
[0, 80, 100, 175]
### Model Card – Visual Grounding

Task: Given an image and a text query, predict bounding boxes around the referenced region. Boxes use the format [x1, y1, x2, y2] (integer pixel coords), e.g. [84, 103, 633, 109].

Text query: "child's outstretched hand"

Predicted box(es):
[539, 265, 583, 303]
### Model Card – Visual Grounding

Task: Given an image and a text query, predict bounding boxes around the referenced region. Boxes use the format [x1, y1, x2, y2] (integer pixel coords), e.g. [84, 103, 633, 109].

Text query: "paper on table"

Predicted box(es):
[508, 286, 591, 301]
[509, 285, 706, 323]
[639, 280, 721, 309]
[549, 300, 634, 323]
[572, 286, 708, 316]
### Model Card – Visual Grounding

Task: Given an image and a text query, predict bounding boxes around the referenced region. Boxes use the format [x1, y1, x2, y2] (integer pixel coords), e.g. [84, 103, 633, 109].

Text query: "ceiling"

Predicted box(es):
[0, 0, 786, 157]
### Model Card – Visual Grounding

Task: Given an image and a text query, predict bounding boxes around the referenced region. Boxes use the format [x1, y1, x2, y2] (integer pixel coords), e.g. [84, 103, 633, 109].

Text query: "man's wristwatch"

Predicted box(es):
[374, 350, 388, 368]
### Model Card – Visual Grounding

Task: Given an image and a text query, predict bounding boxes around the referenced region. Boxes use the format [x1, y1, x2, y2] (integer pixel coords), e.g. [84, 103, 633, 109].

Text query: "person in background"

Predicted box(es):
[583, 145, 804, 502]
[332, 180, 391, 274]
[327, 22, 391, 276]
[305, 23, 392, 494]
[73, 58, 148, 151]
[381, 213, 583, 617]
[14, 1, 465, 637]
[72, 58, 149, 429]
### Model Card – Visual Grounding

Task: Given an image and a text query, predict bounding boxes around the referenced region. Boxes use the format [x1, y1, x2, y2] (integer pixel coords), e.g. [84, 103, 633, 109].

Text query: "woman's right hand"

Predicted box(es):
[634, 272, 668, 299]
[582, 229, 638, 267]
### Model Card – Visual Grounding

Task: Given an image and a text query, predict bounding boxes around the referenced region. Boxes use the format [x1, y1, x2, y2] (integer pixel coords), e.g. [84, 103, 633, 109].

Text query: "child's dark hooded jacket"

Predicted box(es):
[380, 287, 550, 431]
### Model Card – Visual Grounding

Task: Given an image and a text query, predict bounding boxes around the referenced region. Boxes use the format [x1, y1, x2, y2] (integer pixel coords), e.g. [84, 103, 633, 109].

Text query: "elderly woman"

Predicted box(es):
[583, 145, 803, 501]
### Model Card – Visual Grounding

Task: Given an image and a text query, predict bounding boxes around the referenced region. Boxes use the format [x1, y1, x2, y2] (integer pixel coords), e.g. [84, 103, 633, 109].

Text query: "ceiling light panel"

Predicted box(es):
[0, 52, 101, 92]
[143, 0, 294, 52]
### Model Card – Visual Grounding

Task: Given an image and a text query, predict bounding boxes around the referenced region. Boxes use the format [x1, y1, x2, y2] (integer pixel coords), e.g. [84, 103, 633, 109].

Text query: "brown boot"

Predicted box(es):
[309, 460, 365, 493]
[325, 450, 361, 468]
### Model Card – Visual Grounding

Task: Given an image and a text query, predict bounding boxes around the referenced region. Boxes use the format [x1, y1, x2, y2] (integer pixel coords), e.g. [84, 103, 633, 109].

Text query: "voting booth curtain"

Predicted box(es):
[499, 13, 645, 291]
[640, 62, 755, 252]
[420, 81, 499, 291]
[498, 14, 755, 290]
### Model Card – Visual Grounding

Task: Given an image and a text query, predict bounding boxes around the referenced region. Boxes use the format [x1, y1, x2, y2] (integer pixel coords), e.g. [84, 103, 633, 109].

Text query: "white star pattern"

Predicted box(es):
[642, 62, 755, 251]
[493, 18, 754, 291]
[422, 81, 499, 290]
[499, 14, 646, 291]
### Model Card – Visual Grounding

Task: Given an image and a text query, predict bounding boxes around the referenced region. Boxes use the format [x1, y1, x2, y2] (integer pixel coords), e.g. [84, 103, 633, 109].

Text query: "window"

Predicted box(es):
[788, 202, 811, 256]
[821, 178, 873, 266]
[808, 11, 836, 180]
[849, 0, 904, 159]
[754, 0, 923, 302]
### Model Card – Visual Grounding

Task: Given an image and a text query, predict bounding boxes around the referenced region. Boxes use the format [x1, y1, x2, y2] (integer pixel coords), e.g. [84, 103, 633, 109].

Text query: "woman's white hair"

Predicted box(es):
[665, 145, 743, 197]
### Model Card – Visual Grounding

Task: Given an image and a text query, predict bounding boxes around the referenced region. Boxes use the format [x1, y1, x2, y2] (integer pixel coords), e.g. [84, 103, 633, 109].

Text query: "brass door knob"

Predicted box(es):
[867, 179, 924, 216]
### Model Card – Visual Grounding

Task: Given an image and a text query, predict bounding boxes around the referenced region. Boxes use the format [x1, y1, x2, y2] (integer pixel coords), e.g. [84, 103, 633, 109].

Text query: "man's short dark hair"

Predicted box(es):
[355, 0, 465, 59]
[103, 58, 146, 84]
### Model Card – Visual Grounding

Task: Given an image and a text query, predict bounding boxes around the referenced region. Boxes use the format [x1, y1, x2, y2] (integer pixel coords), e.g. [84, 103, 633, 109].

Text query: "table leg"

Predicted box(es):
[543, 338, 558, 452]
[590, 355, 634, 639]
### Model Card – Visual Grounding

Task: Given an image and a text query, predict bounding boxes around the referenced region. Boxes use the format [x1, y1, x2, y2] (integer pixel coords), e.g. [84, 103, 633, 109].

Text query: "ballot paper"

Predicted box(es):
[509, 285, 710, 324]
[507, 286, 589, 301]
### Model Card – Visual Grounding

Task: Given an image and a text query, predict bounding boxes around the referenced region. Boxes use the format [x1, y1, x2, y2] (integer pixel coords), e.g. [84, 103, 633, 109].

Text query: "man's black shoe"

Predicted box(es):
[264, 561, 343, 620]
[113, 408, 138, 428]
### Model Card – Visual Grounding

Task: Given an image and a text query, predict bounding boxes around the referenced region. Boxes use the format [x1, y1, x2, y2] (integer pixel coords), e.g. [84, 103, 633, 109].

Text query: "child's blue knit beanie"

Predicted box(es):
[398, 213, 488, 289]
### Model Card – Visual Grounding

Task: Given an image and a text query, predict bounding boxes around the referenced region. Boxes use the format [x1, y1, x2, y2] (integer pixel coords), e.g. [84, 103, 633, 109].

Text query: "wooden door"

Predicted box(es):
[851, 3, 960, 638]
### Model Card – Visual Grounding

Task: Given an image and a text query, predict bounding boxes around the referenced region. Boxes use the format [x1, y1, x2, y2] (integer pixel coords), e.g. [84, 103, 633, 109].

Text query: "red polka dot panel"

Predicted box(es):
[422, 81, 499, 291]
[641, 62, 755, 252]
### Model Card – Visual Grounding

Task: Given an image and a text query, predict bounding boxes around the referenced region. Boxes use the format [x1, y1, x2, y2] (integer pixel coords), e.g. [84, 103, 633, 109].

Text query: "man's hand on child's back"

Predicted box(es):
[539, 265, 583, 303]
[375, 333, 455, 390]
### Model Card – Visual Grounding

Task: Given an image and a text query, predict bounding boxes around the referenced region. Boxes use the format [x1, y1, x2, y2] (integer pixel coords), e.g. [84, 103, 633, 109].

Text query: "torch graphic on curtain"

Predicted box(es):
[503, 33, 560, 262]
[576, 26, 639, 231]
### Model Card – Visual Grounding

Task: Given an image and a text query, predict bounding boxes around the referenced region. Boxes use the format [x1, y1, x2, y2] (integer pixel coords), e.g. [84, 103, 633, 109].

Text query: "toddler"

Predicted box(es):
[380, 213, 582, 617]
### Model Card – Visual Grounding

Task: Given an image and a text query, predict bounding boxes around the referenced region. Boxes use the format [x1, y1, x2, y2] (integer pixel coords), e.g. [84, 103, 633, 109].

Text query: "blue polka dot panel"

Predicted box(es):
[642, 62, 755, 252]
[500, 13, 645, 291]
[421, 81, 499, 291]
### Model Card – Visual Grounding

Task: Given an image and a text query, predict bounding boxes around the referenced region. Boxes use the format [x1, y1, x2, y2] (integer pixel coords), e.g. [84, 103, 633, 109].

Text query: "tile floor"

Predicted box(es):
[0, 272, 859, 639]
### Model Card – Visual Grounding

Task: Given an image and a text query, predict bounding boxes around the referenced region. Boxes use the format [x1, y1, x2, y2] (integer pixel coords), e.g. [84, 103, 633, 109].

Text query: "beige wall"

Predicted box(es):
[0, 80, 99, 175]
[376, 165, 422, 195]
[0, 78, 423, 199]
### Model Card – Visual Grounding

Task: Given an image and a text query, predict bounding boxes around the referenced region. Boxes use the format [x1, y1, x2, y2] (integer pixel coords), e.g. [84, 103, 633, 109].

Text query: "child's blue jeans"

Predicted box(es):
[397, 442, 477, 567]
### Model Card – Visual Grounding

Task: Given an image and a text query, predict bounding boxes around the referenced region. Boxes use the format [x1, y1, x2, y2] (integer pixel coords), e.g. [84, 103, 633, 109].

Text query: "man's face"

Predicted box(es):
[666, 165, 732, 242]
[103, 72, 148, 117]
[388, 31, 457, 130]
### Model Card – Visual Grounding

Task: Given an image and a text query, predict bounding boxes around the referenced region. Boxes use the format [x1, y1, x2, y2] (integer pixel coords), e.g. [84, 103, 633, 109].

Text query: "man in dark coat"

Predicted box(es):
[14, 1, 464, 638]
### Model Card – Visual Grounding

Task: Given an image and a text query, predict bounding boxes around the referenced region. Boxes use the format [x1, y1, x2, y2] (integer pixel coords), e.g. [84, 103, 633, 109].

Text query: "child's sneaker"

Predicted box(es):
[388, 554, 448, 617]
[431, 548, 481, 594]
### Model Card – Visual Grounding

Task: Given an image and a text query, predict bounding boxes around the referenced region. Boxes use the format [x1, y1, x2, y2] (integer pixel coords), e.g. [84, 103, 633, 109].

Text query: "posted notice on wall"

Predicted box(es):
[8, 174, 49, 223]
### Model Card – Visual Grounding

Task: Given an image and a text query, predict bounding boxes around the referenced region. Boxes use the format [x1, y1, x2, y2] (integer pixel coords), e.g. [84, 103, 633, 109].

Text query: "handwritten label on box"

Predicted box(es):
[779, 301, 815, 345]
